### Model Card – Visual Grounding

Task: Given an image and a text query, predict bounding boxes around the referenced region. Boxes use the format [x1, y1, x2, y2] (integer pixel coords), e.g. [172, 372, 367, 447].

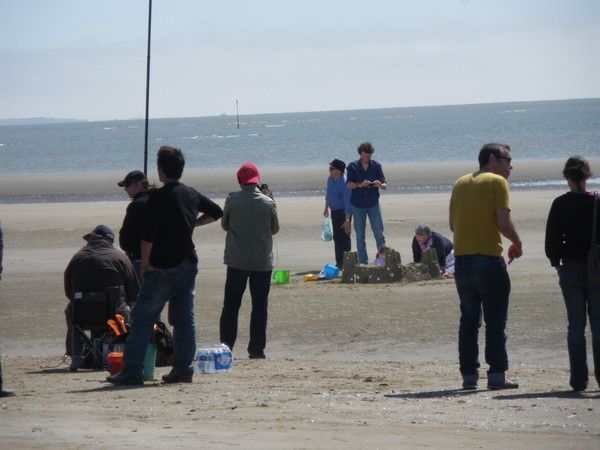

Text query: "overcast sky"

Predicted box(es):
[1, 0, 599, 121]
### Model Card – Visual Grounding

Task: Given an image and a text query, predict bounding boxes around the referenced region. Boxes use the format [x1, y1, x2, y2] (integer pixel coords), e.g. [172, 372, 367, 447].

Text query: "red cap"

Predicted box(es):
[237, 162, 260, 185]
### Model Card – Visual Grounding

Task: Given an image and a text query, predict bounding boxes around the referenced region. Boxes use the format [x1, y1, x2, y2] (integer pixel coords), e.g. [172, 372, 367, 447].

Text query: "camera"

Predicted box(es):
[259, 183, 274, 199]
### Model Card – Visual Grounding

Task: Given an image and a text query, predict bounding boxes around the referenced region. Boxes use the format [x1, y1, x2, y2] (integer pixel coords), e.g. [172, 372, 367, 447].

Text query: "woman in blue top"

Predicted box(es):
[323, 159, 352, 269]
[346, 142, 387, 264]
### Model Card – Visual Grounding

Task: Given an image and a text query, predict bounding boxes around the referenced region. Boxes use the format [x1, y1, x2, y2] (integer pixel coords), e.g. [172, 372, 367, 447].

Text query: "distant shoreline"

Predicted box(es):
[2, 97, 597, 124]
[1, 158, 599, 204]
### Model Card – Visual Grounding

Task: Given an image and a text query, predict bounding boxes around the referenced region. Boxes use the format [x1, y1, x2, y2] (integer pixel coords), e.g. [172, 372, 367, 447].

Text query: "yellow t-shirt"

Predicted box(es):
[450, 171, 510, 257]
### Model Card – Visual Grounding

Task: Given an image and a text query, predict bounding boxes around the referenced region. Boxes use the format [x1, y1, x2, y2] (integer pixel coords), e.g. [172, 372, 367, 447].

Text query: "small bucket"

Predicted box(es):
[143, 343, 157, 381]
[107, 352, 124, 375]
[273, 269, 290, 285]
[321, 263, 340, 279]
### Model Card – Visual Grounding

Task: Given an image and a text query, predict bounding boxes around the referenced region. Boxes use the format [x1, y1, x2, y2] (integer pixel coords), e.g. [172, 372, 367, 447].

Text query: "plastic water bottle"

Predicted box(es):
[194, 348, 216, 374]
[214, 344, 233, 373]
[194, 344, 233, 374]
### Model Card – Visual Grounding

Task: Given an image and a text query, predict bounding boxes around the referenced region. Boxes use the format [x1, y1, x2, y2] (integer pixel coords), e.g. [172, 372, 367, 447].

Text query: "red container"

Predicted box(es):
[107, 352, 124, 375]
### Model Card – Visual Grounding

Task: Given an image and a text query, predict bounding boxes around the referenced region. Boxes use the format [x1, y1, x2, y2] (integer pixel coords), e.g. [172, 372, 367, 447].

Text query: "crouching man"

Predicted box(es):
[64, 225, 139, 371]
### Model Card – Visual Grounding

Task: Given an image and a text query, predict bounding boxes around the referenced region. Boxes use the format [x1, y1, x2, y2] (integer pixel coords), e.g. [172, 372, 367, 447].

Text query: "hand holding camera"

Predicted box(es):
[259, 183, 274, 199]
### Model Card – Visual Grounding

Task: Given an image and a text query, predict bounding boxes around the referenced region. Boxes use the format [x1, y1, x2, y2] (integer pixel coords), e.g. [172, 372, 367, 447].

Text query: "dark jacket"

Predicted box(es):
[119, 191, 149, 260]
[412, 231, 454, 268]
[545, 191, 598, 267]
[64, 236, 139, 307]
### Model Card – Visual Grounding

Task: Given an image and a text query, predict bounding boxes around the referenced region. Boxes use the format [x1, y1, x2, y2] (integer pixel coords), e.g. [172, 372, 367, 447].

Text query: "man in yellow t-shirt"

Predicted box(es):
[449, 143, 523, 391]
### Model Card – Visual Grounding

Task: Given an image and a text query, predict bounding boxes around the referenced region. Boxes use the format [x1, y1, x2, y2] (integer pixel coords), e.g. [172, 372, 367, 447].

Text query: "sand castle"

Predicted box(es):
[340, 248, 441, 283]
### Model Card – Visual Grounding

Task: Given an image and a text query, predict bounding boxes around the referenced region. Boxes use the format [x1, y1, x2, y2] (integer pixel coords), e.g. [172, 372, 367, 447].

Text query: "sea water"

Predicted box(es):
[1, 98, 599, 176]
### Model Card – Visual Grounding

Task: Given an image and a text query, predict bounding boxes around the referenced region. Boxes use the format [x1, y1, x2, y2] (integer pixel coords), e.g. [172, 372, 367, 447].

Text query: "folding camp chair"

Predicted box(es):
[70, 286, 121, 371]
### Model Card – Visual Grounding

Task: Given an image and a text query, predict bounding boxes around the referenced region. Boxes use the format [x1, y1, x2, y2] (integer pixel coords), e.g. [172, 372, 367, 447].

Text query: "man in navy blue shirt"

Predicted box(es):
[346, 142, 387, 264]
[323, 159, 352, 269]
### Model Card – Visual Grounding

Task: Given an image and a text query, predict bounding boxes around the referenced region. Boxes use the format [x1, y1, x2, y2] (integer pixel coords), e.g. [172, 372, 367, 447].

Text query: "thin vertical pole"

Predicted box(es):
[236, 99, 239, 129]
[143, 0, 153, 175]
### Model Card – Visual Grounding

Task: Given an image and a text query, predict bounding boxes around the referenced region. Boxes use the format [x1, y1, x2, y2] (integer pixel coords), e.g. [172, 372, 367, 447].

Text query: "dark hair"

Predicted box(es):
[478, 143, 510, 168]
[563, 156, 591, 192]
[157, 146, 185, 180]
[357, 142, 374, 155]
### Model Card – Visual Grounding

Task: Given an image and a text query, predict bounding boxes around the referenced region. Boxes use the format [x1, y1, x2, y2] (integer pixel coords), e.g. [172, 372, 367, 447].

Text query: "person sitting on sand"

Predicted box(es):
[372, 245, 389, 266]
[64, 225, 139, 371]
[412, 224, 455, 276]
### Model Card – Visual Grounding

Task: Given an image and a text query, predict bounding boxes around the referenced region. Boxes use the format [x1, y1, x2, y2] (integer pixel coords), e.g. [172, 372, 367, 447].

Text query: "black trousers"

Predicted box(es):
[331, 209, 351, 269]
[220, 266, 272, 355]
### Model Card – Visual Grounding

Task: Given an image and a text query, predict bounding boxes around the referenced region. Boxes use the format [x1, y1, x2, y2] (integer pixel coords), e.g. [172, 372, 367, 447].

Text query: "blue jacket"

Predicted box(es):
[412, 231, 454, 268]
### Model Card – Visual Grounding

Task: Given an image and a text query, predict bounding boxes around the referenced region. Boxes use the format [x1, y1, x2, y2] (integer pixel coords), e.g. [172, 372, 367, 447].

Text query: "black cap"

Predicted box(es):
[117, 170, 147, 187]
[329, 159, 346, 172]
[83, 225, 114, 244]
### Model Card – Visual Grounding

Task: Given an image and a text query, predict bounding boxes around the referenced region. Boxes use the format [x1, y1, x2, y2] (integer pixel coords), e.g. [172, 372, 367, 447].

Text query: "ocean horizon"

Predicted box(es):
[1, 98, 599, 176]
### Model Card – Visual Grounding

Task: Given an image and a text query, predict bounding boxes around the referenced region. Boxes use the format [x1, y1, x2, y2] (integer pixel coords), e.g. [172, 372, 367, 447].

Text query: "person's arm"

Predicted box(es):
[412, 237, 421, 263]
[122, 259, 140, 304]
[119, 204, 134, 255]
[270, 202, 280, 235]
[140, 240, 155, 277]
[0, 223, 3, 280]
[323, 199, 329, 217]
[221, 198, 231, 231]
[196, 194, 224, 227]
[374, 164, 387, 190]
[64, 260, 73, 299]
[544, 199, 562, 269]
[496, 208, 522, 263]
[196, 214, 217, 227]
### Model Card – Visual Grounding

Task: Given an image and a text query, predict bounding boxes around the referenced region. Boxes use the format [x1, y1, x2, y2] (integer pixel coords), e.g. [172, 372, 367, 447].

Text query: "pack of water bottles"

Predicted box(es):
[194, 343, 233, 374]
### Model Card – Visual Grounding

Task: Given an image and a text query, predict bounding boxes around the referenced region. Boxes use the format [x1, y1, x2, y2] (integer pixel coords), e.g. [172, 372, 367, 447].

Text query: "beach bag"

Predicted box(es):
[321, 218, 333, 241]
[588, 194, 600, 283]
[152, 321, 174, 366]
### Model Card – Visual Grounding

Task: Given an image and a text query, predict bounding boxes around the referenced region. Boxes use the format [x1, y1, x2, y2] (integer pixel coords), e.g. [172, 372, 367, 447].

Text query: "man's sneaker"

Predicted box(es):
[162, 369, 193, 384]
[487, 372, 519, 390]
[248, 351, 266, 359]
[106, 370, 143, 386]
[462, 373, 479, 390]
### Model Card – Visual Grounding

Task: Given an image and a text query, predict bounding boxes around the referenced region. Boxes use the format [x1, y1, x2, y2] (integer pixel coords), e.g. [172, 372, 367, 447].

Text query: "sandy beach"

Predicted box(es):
[1, 163, 599, 448]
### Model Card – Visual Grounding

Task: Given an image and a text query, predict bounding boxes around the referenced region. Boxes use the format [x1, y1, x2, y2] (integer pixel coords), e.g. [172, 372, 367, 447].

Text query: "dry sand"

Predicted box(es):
[0, 167, 599, 448]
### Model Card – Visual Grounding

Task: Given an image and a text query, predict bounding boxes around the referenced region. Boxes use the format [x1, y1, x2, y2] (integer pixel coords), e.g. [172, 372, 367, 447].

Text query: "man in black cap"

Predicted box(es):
[118, 170, 150, 278]
[64, 224, 139, 370]
[323, 159, 352, 269]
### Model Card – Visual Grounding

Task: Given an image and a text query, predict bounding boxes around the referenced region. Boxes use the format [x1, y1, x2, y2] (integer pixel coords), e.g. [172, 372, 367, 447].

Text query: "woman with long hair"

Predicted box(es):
[545, 156, 600, 392]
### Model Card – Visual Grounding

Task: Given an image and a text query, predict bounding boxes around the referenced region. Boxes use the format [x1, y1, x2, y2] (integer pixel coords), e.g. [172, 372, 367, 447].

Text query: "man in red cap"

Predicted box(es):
[220, 162, 279, 359]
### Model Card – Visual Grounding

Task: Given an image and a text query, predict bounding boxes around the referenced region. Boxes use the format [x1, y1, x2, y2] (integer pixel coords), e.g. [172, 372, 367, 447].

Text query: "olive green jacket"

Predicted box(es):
[222, 185, 279, 271]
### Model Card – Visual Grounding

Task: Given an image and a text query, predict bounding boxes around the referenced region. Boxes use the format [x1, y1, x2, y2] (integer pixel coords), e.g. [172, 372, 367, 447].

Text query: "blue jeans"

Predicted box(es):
[352, 204, 386, 264]
[220, 267, 271, 355]
[123, 256, 198, 378]
[558, 259, 600, 389]
[455, 255, 510, 376]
